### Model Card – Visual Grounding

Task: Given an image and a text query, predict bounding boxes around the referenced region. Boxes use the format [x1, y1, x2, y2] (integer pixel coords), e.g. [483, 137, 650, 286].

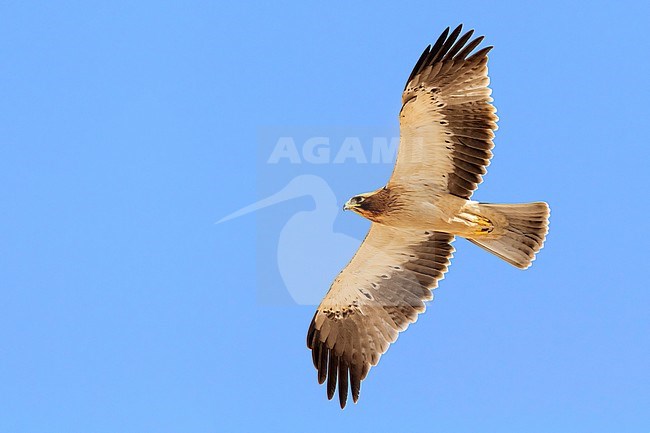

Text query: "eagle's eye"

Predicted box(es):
[354, 196, 365, 204]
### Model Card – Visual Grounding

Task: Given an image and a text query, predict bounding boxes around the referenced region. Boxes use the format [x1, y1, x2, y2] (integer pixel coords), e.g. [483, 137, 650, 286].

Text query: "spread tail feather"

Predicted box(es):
[469, 202, 550, 269]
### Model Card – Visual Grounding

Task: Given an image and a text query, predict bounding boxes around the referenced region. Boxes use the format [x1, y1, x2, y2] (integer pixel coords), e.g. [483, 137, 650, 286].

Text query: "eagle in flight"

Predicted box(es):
[306, 25, 550, 408]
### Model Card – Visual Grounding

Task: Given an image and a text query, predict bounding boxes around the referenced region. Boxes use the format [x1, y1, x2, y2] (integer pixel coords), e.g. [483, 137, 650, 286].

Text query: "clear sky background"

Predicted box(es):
[2, 1, 650, 432]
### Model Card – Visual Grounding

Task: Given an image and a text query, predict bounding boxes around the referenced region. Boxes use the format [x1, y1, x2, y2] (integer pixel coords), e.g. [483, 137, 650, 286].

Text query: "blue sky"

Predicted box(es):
[2, 1, 649, 432]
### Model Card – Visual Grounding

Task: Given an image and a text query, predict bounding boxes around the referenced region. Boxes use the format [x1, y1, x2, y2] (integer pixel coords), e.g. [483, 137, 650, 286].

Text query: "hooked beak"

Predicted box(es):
[343, 200, 354, 211]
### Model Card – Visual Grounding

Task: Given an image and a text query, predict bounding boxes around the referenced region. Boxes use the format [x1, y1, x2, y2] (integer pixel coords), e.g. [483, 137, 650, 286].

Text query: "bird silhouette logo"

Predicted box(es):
[218, 174, 362, 305]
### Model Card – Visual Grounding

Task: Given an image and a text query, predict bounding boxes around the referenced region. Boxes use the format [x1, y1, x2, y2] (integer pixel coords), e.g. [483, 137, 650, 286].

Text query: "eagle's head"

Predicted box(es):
[343, 187, 394, 222]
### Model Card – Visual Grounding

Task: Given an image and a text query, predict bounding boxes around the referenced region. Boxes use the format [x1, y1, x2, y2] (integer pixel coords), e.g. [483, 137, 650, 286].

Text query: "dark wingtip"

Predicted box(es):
[405, 24, 491, 90]
[406, 26, 445, 89]
[350, 362, 361, 403]
[326, 351, 338, 400]
[447, 29, 475, 59]
[306, 311, 318, 348]
[338, 359, 349, 409]
[317, 346, 328, 384]
[467, 45, 493, 62]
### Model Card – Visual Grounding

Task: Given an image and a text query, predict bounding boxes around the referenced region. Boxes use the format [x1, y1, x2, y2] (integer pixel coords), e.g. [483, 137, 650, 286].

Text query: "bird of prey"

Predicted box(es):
[306, 25, 550, 408]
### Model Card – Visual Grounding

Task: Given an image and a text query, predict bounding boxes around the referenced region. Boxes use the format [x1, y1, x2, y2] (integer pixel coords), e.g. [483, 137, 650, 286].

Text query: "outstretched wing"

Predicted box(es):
[307, 224, 455, 407]
[391, 24, 498, 199]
